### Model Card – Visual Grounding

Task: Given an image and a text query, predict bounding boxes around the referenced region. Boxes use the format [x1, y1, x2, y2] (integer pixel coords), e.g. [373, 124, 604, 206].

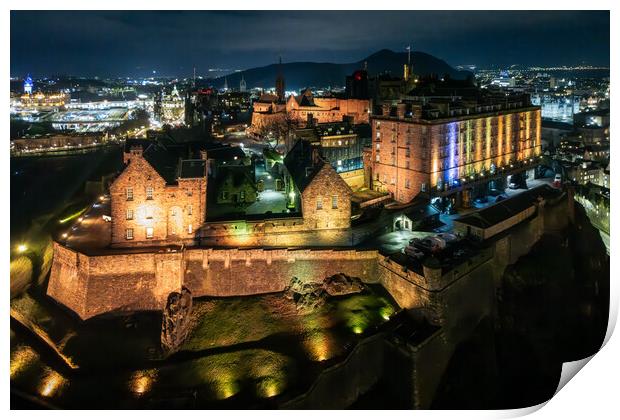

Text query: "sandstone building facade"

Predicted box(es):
[371, 93, 542, 203]
[250, 89, 370, 134]
[284, 140, 353, 230]
[110, 143, 207, 247]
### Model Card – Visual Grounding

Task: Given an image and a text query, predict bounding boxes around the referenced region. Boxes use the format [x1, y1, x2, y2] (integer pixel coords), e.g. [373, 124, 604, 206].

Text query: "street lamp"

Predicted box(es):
[17, 244, 27, 253]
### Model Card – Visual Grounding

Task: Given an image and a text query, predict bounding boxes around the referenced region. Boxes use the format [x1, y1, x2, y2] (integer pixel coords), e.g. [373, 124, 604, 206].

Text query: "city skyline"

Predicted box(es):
[11, 10, 610, 78]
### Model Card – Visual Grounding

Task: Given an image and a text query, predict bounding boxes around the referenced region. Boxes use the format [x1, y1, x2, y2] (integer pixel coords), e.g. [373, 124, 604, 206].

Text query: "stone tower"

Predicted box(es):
[240, 74, 246, 92]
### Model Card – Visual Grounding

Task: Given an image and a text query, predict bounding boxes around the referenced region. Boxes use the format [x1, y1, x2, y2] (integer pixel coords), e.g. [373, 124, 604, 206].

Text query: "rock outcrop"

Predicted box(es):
[161, 287, 193, 355]
[284, 274, 364, 313]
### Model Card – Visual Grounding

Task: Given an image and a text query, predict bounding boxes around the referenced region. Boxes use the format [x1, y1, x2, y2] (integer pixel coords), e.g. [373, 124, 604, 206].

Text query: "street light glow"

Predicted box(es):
[17, 244, 27, 253]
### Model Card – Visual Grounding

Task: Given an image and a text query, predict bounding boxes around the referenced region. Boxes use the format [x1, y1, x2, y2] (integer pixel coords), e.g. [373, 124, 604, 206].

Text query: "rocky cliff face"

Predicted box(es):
[430, 201, 609, 409]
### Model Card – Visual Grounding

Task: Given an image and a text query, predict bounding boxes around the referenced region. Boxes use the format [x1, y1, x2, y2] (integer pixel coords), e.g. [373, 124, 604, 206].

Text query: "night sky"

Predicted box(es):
[11, 10, 610, 78]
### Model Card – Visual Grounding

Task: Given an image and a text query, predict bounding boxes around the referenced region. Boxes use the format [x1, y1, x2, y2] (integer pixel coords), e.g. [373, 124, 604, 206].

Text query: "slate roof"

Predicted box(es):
[179, 159, 206, 179]
[142, 143, 181, 184]
[455, 185, 560, 229]
[205, 146, 246, 162]
[283, 139, 326, 193]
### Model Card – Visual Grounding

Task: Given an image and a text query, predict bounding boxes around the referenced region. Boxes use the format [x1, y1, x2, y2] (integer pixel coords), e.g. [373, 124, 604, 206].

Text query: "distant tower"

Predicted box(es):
[223, 77, 228, 91]
[192, 66, 196, 88]
[404, 45, 412, 81]
[239, 74, 247, 92]
[24, 74, 33, 95]
[275, 55, 285, 102]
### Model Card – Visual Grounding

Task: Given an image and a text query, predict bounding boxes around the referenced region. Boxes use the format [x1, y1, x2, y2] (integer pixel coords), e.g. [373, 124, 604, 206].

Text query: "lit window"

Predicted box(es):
[146, 186, 153, 200]
[188, 224, 193, 234]
[171, 208, 177, 217]
[146, 227, 153, 239]
[187, 205, 193, 215]
[126, 187, 133, 201]
[125, 228, 133, 240]
[332, 195, 338, 209]
[317, 197, 323, 210]
[126, 209, 133, 220]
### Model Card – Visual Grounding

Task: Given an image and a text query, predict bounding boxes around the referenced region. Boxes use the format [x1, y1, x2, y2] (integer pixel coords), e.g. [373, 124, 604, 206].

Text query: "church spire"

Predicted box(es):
[275, 55, 285, 102]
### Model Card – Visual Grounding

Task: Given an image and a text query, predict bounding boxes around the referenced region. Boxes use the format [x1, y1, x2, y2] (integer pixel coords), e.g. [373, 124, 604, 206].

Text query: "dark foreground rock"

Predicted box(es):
[161, 287, 193, 355]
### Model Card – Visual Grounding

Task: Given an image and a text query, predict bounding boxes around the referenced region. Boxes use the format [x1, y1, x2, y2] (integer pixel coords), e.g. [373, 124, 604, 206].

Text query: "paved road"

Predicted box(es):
[63, 196, 112, 251]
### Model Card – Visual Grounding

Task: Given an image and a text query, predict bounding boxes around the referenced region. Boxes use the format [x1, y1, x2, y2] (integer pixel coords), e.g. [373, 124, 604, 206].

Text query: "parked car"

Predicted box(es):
[553, 173, 562, 188]
[404, 245, 425, 259]
[474, 196, 488, 204]
[508, 182, 519, 189]
[410, 236, 447, 253]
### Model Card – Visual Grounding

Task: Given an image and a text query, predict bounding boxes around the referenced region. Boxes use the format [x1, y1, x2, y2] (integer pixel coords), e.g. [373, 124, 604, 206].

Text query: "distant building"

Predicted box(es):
[12, 91, 69, 110]
[239, 74, 247, 92]
[345, 69, 369, 99]
[573, 109, 610, 128]
[294, 122, 371, 190]
[250, 88, 369, 134]
[24, 75, 33, 94]
[155, 85, 186, 126]
[286, 89, 369, 126]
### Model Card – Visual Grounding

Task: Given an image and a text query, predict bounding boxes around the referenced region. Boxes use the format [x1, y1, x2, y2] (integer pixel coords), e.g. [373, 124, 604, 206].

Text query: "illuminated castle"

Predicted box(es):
[370, 86, 542, 205]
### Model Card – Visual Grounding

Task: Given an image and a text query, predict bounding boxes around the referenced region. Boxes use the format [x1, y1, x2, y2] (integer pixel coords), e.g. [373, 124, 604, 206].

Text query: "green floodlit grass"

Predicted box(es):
[11, 286, 397, 407]
[155, 349, 294, 400]
[183, 290, 396, 357]
[165, 288, 398, 402]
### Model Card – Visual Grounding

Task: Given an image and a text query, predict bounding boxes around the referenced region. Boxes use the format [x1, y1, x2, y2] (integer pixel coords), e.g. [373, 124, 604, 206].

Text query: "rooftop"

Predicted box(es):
[455, 184, 560, 229]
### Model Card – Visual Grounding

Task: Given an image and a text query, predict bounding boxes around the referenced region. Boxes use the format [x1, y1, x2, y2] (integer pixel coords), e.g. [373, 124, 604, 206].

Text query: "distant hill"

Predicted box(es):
[214, 49, 471, 91]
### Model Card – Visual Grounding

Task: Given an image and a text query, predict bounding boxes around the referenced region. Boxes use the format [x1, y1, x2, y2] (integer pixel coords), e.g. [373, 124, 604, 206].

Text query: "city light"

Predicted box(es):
[16, 244, 27, 253]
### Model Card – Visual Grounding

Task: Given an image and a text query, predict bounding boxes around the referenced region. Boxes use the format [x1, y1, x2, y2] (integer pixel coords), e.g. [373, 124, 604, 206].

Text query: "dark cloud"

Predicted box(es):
[10, 10, 609, 78]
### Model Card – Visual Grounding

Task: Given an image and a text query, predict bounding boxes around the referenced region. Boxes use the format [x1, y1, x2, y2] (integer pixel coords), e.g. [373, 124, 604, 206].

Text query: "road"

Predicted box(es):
[62, 196, 112, 251]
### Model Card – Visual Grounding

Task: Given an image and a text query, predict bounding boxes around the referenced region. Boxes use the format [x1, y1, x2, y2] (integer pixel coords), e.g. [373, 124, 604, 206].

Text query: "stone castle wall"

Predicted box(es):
[47, 243, 379, 319]
[49, 194, 571, 322]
